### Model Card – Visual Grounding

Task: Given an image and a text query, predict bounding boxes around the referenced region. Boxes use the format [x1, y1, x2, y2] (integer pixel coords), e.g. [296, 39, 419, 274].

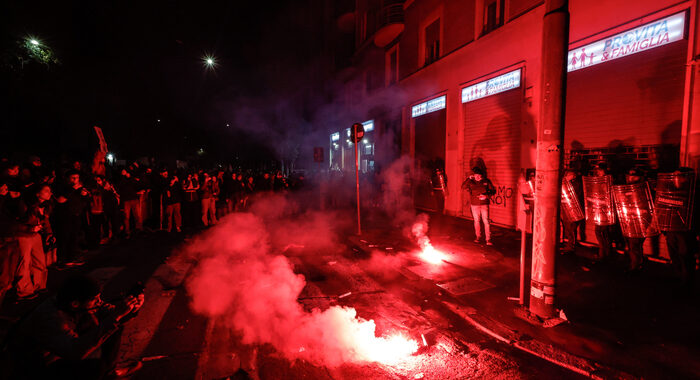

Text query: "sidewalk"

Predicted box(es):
[352, 212, 700, 379]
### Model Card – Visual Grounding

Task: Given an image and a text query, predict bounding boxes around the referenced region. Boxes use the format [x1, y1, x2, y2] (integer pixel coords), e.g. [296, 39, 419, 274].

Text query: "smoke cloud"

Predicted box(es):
[185, 195, 416, 367]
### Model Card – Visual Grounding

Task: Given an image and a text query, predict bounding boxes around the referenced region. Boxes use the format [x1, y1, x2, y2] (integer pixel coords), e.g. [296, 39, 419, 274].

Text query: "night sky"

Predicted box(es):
[1, 0, 346, 165]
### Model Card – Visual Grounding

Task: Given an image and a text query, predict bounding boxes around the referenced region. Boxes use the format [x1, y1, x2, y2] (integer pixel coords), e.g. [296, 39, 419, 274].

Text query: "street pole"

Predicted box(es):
[519, 221, 527, 306]
[529, 0, 569, 319]
[354, 139, 362, 235]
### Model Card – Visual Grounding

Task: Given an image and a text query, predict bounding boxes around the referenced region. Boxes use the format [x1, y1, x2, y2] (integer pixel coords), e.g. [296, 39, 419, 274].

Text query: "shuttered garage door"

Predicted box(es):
[462, 88, 522, 227]
[565, 39, 686, 254]
[565, 40, 686, 151]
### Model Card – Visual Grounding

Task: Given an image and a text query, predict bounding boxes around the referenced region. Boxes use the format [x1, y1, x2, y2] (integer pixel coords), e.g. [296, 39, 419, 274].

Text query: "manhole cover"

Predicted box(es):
[437, 277, 495, 295]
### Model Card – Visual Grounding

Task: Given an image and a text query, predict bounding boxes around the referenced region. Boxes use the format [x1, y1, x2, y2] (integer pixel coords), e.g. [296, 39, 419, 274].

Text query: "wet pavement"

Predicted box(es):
[2, 223, 577, 379]
[3, 205, 697, 379]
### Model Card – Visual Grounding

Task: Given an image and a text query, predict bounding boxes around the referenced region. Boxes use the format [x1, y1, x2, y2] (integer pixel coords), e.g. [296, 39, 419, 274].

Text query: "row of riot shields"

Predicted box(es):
[559, 171, 695, 238]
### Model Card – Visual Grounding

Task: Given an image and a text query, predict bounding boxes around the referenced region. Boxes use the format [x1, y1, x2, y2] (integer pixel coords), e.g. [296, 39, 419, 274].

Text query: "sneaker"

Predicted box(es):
[473, 239, 480, 243]
[486, 241, 493, 246]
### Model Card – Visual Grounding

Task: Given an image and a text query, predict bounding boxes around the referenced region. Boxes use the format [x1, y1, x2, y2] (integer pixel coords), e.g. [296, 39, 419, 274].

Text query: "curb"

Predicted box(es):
[346, 235, 639, 380]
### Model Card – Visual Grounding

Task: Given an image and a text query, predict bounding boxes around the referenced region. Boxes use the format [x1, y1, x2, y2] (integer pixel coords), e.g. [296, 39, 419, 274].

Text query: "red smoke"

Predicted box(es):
[185, 195, 417, 367]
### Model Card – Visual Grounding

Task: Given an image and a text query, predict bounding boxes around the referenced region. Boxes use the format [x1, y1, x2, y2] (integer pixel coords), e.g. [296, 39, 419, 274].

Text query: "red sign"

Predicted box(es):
[313, 147, 324, 163]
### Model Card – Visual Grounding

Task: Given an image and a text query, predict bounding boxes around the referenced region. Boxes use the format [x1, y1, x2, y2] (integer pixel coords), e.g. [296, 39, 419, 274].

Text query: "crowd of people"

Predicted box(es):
[0, 154, 304, 305]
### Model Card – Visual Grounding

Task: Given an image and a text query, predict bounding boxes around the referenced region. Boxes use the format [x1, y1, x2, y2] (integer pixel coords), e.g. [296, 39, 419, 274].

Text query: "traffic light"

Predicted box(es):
[351, 123, 365, 143]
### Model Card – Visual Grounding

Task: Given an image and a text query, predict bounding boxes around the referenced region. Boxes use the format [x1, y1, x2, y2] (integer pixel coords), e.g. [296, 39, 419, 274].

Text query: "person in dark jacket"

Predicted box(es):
[15, 184, 53, 299]
[0, 180, 21, 305]
[86, 176, 109, 249]
[182, 173, 200, 229]
[8, 274, 144, 379]
[117, 169, 142, 238]
[461, 167, 496, 245]
[199, 172, 218, 226]
[164, 175, 183, 232]
[54, 171, 90, 266]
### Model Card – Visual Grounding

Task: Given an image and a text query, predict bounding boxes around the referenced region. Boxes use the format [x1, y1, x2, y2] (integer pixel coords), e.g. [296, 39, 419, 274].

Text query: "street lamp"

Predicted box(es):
[203, 55, 216, 69]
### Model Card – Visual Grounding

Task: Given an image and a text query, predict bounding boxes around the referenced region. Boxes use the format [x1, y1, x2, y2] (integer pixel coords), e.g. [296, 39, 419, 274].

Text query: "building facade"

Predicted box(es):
[324, 0, 700, 252]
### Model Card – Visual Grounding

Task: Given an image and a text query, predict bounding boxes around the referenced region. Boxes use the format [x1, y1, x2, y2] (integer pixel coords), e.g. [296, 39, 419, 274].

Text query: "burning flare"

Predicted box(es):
[411, 215, 447, 265]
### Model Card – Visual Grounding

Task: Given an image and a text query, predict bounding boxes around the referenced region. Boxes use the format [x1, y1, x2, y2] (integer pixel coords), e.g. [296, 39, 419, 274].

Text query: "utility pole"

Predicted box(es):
[529, 0, 569, 319]
[351, 123, 365, 236]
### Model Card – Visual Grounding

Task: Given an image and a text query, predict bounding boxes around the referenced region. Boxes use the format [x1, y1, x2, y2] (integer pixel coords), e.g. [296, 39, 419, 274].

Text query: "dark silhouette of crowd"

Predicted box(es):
[0, 154, 305, 305]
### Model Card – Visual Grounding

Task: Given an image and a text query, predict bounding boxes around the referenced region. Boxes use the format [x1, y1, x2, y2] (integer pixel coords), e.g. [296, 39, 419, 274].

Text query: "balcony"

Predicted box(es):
[373, 1, 405, 47]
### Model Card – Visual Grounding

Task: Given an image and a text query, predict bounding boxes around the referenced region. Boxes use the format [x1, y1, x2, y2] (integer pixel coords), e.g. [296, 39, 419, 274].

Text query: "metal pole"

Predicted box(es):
[519, 226, 526, 306]
[529, 0, 569, 319]
[355, 139, 362, 235]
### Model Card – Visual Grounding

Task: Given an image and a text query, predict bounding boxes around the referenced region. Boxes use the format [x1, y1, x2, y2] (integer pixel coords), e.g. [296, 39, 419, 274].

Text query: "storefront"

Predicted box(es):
[359, 119, 376, 173]
[564, 10, 689, 257]
[329, 132, 341, 170]
[411, 94, 447, 211]
[461, 67, 524, 227]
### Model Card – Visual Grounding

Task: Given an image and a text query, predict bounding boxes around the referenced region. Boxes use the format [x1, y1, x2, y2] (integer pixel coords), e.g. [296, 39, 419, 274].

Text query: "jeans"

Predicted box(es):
[16, 234, 47, 296]
[165, 203, 182, 232]
[201, 197, 217, 226]
[123, 199, 142, 234]
[470, 205, 491, 241]
[0, 238, 20, 304]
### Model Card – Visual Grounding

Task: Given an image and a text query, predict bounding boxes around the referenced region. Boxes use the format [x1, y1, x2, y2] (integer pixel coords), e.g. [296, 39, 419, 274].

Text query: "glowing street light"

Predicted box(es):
[203, 55, 216, 69]
[30, 39, 39, 46]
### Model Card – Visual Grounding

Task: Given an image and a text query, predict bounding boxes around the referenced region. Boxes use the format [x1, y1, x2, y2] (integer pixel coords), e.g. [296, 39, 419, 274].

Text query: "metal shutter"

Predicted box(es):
[565, 40, 686, 150]
[565, 40, 686, 258]
[462, 89, 522, 227]
[414, 109, 447, 210]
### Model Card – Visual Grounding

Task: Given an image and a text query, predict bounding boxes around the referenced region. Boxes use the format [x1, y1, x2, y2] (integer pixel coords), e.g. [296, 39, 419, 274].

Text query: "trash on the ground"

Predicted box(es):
[421, 333, 428, 346]
[141, 355, 168, 362]
[338, 292, 352, 299]
[543, 317, 567, 328]
[559, 309, 568, 321]
[368, 244, 378, 247]
[385, 247, 394, 250]
[327, 261, 337, 266]
[360, 239, 367, 243]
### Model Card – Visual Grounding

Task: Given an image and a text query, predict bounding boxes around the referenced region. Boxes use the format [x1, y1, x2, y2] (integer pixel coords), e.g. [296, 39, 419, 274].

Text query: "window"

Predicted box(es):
[386, 46, 399, 86]
[424, 18, 441, 66]
[482, 0, 505, 35]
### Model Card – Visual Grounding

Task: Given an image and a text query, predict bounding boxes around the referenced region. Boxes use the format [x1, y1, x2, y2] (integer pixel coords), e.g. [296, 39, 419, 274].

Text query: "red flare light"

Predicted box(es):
[418, 242, 447, 264]
[361, 332, 419, 365]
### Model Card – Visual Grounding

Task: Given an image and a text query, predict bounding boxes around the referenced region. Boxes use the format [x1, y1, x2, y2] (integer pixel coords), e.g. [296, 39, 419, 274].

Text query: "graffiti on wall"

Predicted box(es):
[490, 184, 514, 208]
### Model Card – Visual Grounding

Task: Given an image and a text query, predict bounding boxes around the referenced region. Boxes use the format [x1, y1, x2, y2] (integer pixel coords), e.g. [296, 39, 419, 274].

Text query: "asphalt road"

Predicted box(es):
[0, 221, 583, 380]
[105, 231, 582, 380]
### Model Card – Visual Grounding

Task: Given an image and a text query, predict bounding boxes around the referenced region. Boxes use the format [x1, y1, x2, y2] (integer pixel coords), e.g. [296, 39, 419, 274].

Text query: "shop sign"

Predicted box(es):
[461, 69, 521, 104]
[568, 12, 686, 72]
[411, 95, 446, 118]
[330, 132, 340, 141]
[362, 119, 374, 132]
